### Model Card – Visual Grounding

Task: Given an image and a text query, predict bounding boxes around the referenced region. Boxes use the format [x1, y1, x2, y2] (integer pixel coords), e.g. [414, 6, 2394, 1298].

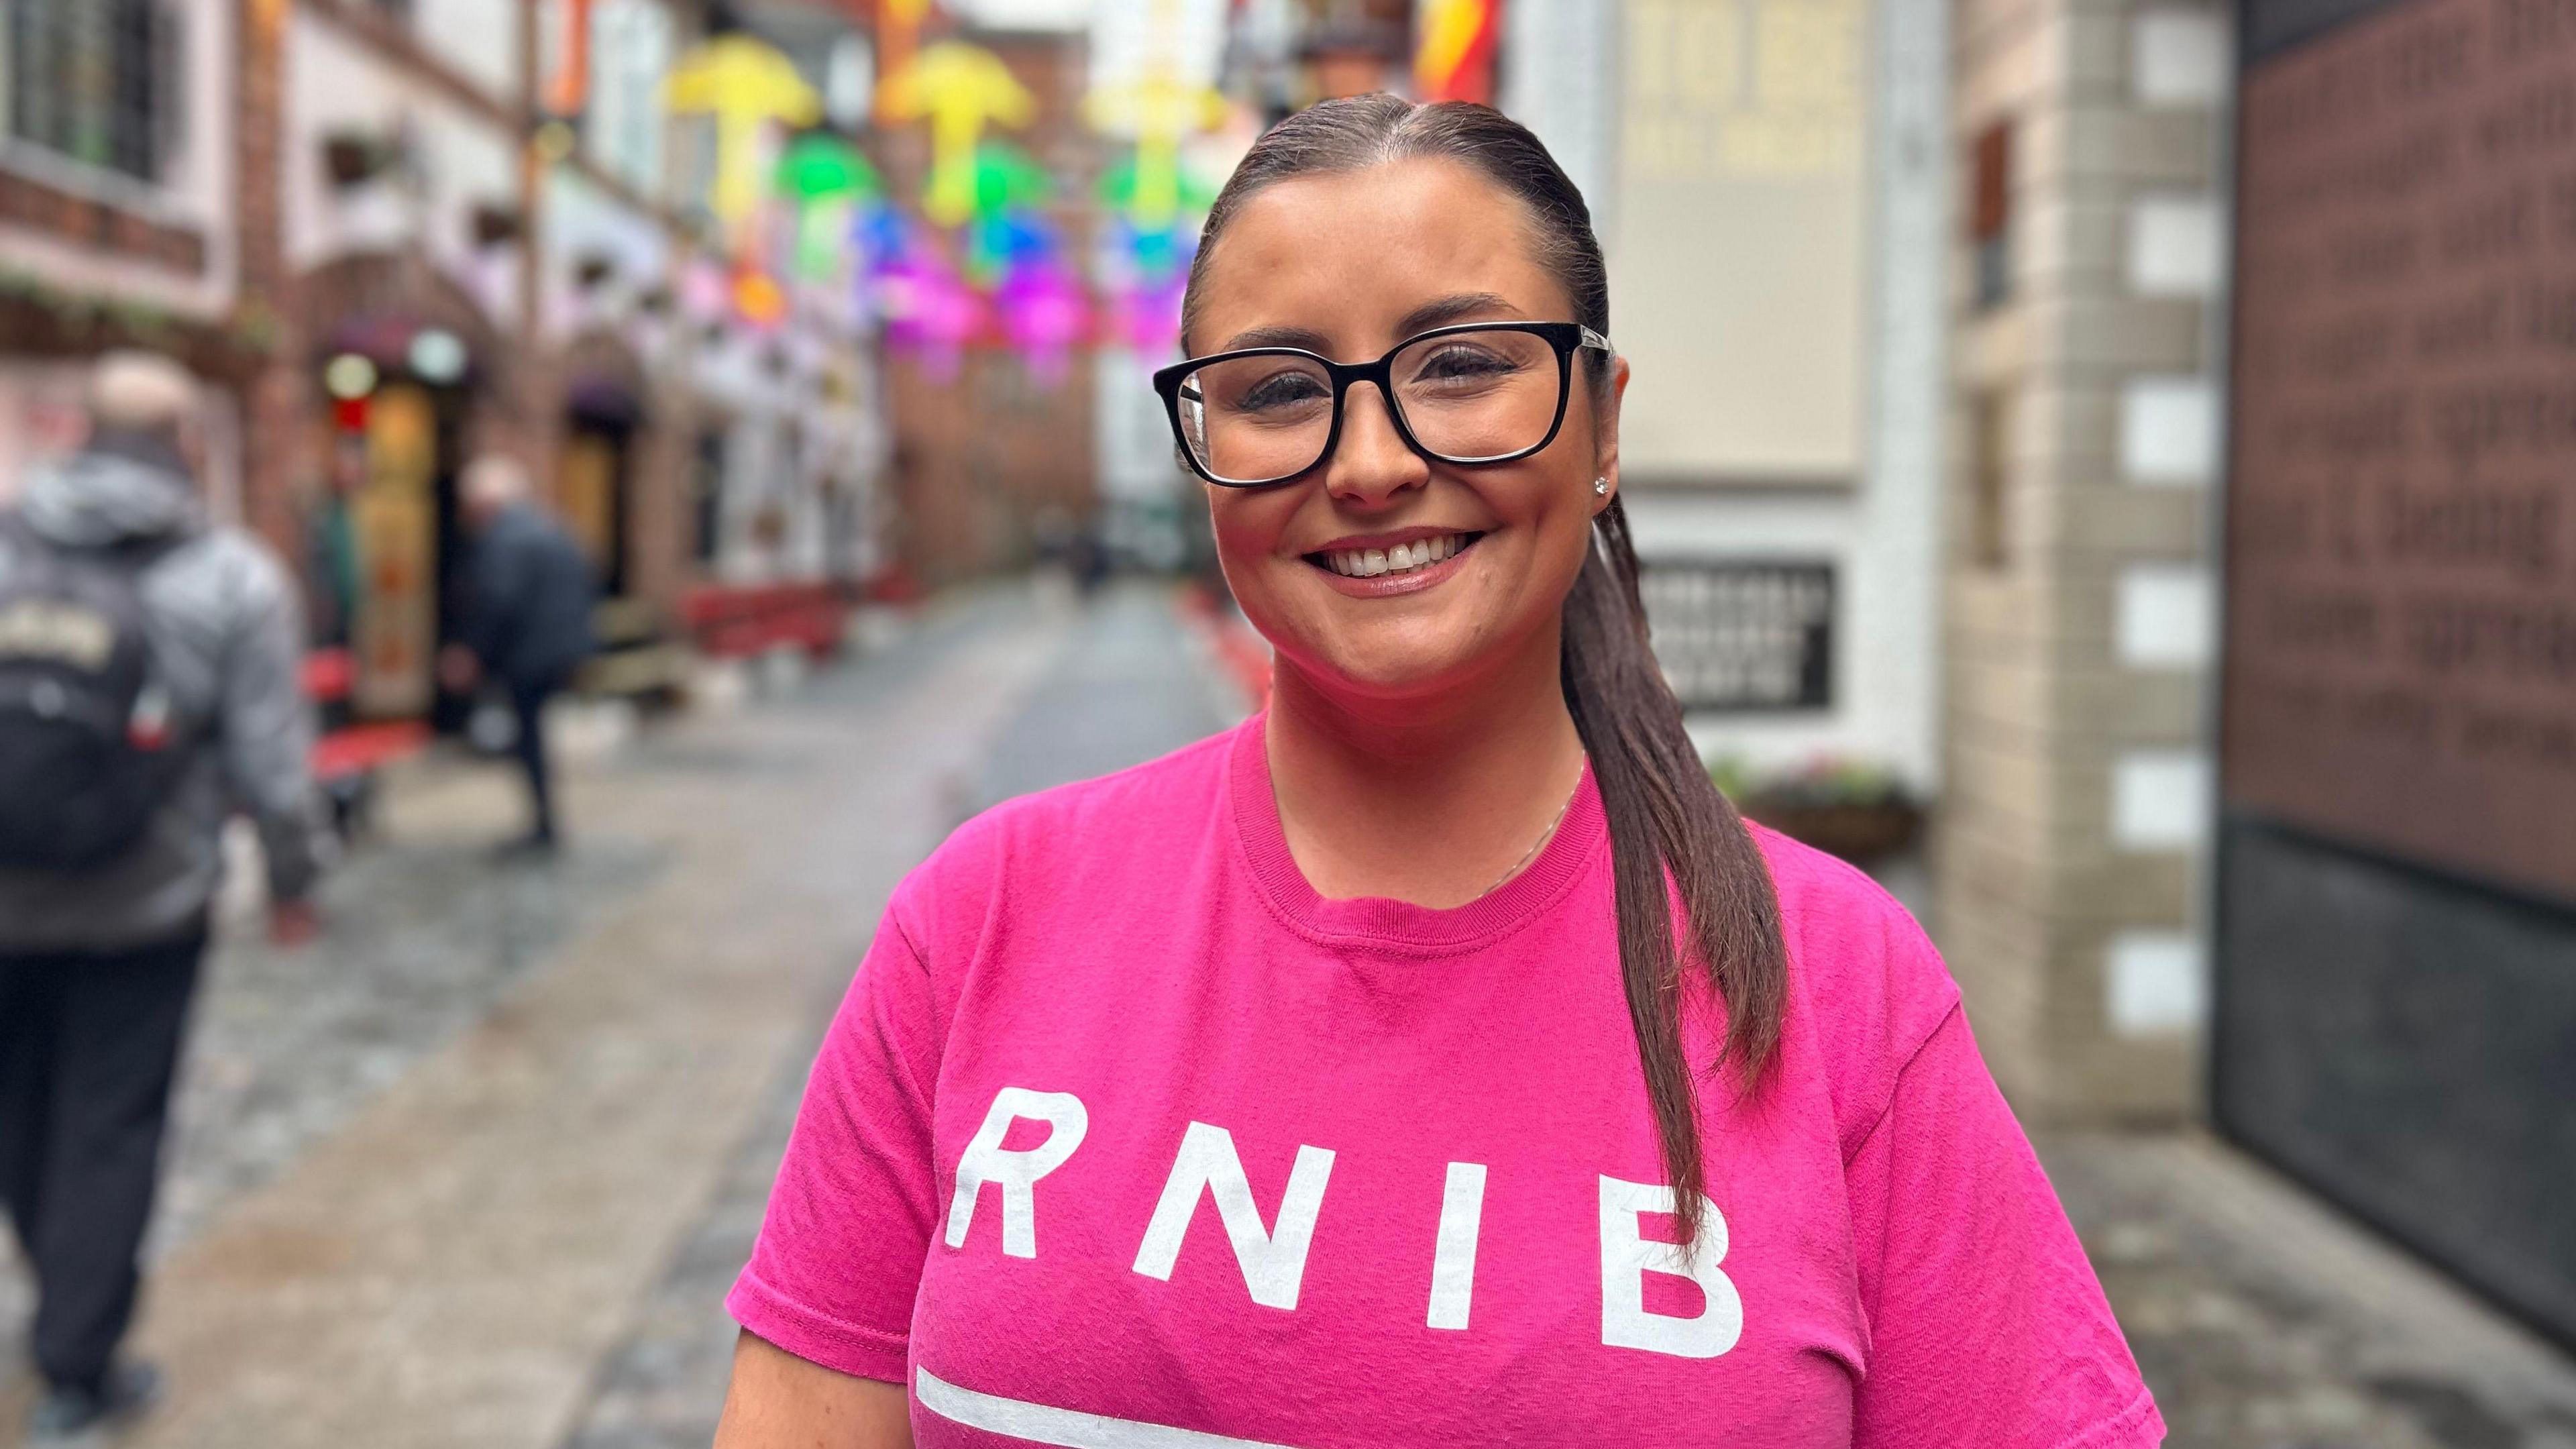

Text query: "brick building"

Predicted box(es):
[2, 0, 890, 719]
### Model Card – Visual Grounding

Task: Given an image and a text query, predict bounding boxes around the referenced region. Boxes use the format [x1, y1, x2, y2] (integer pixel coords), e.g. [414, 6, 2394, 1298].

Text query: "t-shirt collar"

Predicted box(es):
[1226, 711, 1607, 953]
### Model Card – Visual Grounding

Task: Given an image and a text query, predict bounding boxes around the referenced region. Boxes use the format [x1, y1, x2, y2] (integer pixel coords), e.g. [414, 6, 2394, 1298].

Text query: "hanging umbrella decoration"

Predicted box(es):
[1099, 149, 1215, 281]
[995, 258, 1088, 386]
[959, 138, 1057, 288]
[961, 142, 1093, 379]
[1086, 66, 1227, 358]
[877, 41, 1037, 229]
[773, 131, 886, 283]
[869, 37, 1097, 382]
[664, 34, 820, 331]
[664, 34, 823, 237]
[874, 250, 983, 382]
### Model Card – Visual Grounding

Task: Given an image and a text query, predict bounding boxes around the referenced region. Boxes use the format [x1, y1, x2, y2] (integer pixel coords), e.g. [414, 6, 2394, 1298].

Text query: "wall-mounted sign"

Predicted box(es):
[2224, 0, 2576, 904]
[1639, 558, 1835, 711]
[1609, 0, 1868, 486]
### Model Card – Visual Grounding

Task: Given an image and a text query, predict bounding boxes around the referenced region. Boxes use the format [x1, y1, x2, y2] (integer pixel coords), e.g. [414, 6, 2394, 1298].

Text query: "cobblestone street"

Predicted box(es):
[3, 580, 2573, 1448]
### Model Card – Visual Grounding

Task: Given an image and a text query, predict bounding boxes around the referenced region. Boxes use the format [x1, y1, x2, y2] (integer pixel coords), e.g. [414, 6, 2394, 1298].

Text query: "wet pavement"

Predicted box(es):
[3, 576, 2573, 1447]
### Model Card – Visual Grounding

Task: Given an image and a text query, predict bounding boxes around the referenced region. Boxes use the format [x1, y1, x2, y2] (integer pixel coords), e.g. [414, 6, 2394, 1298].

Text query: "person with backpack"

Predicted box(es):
[0, 351, 327, 1441]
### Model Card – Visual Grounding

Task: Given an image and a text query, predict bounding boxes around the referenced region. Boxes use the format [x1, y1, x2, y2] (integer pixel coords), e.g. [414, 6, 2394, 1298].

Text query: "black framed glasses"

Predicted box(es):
[1152, 321, 1615, 488]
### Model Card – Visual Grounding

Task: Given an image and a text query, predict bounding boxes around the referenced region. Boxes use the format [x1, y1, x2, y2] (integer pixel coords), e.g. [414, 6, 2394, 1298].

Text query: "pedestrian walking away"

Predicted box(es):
[715, 97, 2167, 1448]
[0, 351, 329, 1442]
[443, 456, 597, 857]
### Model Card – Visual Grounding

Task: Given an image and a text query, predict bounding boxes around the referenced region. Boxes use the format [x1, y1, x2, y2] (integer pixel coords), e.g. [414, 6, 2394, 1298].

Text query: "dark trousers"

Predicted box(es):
[508, 678, 560, 843]
[0, 934, 202, 1391]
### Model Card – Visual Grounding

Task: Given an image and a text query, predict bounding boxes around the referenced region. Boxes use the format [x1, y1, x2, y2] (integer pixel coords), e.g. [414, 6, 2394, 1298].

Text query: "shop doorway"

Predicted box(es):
[342, 379, 468, 725]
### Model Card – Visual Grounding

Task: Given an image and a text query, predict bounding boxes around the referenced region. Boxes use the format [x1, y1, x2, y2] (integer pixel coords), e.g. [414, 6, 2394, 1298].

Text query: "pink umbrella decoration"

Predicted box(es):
[995, 260, 1089, 385]
[1104, 268, 1189, 357]
[876, 251, 984, 382]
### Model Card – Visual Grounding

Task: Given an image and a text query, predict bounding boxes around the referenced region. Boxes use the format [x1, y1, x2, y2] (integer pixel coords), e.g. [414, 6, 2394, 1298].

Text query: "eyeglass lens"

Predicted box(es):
[1176, 328, 1563, 484]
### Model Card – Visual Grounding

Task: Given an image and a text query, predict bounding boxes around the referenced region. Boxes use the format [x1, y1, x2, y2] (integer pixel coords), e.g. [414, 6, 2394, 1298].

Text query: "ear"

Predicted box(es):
[1590, 354, 1630, 515]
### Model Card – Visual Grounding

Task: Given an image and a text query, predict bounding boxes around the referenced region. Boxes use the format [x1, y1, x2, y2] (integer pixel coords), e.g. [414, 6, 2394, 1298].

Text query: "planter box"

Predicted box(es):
[1741, 799, 1923, 867]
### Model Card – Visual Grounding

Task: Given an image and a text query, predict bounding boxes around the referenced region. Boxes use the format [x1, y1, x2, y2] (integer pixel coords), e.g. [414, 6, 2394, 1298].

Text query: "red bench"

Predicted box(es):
[680, 582, 848, 660]
[302, 649, 430, 819]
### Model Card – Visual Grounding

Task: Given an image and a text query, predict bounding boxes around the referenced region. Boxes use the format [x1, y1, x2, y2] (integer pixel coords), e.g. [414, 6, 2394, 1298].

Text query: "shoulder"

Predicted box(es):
[1747, 823, 1962, 1153]
[886, 724, 1240, 952]
[164, 527, 295, 622]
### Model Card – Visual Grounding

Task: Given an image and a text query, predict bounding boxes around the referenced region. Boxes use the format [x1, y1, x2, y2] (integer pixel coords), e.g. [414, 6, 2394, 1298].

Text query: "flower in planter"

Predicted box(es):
[1707, 753, 1923, 865]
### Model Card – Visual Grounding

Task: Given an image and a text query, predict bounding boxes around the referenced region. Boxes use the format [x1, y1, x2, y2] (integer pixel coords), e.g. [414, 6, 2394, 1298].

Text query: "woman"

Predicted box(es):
[717, 97, 2163, 1448]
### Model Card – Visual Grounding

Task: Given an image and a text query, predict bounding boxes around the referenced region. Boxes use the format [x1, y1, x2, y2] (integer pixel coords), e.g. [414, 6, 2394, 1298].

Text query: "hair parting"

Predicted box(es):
[1186, 95, 1789, 1250]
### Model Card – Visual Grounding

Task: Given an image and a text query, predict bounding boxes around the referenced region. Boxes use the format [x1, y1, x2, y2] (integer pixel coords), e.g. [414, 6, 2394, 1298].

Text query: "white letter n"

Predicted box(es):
[945, 1087, 1089, 1258]
[1132, 1121, 1335, 1309]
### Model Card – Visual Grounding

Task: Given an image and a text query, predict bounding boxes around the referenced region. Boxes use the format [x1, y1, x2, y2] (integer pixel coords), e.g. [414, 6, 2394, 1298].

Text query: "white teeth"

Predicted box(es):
[1320, 533, 1473, 578]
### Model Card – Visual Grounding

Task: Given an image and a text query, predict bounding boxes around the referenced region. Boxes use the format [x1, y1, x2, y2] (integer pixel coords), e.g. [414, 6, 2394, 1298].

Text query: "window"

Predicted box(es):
[5, 0, 176, 184]
[1970, 119, 2012, 311]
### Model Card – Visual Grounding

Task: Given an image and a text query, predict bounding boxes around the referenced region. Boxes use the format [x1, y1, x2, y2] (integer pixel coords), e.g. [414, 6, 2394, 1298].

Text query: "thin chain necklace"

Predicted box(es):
[1485, 773, 1582, 896]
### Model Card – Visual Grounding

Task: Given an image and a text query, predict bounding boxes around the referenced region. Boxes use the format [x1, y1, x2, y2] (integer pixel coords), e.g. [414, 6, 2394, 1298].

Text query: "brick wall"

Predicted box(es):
[1937, 0, 2234, 1120]
[0, 172, 210, 274]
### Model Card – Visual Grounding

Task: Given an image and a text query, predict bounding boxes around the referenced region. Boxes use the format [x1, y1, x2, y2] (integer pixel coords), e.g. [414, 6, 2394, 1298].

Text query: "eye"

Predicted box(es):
[1409, 344, 1523, 386]
[1234, 368, 1330, 413]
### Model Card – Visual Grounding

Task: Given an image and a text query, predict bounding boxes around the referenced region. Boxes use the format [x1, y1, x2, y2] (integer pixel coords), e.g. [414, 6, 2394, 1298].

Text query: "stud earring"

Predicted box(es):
[1592, 478, 1610, 496]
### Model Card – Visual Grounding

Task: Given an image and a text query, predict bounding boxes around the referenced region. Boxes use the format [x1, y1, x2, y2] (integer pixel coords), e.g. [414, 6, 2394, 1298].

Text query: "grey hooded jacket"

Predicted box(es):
[0, 435, 328, 953]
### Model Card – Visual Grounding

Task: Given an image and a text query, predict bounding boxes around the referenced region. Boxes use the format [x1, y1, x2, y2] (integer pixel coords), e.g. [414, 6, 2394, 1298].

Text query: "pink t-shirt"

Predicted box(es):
[731, 717, 2164, 1448]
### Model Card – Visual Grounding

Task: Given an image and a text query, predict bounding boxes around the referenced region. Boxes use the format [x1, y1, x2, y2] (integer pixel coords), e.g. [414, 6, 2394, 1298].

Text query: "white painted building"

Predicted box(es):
[1505, 0, 1949, 794]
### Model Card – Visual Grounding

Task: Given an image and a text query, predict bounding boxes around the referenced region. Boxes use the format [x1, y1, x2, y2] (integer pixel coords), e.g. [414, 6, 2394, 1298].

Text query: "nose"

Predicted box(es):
[1322, 381, 1428, 508]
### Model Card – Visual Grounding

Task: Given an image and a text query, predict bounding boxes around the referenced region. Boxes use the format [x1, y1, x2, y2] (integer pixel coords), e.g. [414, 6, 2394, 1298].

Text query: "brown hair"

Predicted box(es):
[1185, 95, 1788, 1247]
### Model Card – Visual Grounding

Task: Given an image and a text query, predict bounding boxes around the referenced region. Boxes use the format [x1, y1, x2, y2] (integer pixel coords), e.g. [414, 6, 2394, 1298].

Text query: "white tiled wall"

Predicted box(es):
[2131, 9, 2231, 108]
[2112, 750, 2212, 851]
[2106, 930, 2207, 1036]
[2127, 193, 2225, 298]
[2116, 564, 2212, 668]
[2119, 375, 2220, 485]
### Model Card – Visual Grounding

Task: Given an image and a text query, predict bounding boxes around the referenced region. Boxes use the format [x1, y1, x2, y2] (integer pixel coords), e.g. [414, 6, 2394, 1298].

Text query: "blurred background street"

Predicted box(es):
[3, 0, 2575, 1442]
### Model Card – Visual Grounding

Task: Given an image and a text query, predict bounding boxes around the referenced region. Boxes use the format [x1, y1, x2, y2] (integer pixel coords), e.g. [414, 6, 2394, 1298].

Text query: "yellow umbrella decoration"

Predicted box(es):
[663, 34, 822, 231]
[877, 41, 1036, 229]
[1086, 67, 1226, 232]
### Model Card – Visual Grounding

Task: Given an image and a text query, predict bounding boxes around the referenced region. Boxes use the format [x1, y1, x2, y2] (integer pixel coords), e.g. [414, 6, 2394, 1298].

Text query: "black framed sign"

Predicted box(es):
[1637, 558, 1835, 712]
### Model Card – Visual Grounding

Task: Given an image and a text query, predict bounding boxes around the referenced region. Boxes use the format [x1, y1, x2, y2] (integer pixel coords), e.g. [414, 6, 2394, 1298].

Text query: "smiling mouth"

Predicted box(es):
[1305, 531, 1484, 579]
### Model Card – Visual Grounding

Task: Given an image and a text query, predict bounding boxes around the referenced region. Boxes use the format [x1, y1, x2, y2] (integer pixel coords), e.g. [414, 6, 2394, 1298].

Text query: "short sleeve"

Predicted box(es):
[727, 907, 944, 1384]
[1848, 1006, 2165, 1449]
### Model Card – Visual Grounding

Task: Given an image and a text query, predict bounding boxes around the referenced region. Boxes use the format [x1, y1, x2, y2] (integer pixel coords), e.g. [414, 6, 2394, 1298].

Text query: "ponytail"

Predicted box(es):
[1562, 496, 1786, 1250]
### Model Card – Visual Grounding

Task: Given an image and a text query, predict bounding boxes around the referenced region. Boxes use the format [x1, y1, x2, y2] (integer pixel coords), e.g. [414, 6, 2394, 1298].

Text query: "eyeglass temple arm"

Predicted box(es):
[1578, 326, 1614, 354]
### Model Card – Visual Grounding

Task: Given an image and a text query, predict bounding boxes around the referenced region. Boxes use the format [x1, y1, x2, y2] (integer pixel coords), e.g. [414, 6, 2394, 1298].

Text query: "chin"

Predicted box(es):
[1286, 614, 1505, 702]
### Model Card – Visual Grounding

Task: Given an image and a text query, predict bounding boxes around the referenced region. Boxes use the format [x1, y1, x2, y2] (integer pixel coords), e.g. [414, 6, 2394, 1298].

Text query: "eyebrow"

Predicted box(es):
[1214, 292, 1528, 358]
[1218, 323, 1335, 353]
[1394, 291, 1523, 337]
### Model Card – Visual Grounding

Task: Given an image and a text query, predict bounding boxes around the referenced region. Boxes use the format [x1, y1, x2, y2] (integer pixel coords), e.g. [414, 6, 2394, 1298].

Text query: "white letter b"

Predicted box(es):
[1599, 1175, 1742, 1358]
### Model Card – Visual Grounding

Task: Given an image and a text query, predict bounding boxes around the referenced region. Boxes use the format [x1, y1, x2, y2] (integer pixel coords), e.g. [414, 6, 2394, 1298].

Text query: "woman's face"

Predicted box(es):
[1187, 158, 1625, 706]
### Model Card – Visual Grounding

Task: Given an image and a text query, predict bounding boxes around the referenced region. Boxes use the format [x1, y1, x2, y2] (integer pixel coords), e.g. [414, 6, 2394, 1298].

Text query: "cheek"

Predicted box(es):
[1207, 490, 1290, 566]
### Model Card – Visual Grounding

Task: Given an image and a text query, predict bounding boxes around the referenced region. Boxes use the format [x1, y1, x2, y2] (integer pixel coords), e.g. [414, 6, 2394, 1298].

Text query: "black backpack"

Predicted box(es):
[0, 514, 191, 872]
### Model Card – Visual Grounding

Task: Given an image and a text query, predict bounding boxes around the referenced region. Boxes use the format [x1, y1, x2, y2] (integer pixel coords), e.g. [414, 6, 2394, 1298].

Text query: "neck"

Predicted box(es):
[1265, 622, 1587, 908]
